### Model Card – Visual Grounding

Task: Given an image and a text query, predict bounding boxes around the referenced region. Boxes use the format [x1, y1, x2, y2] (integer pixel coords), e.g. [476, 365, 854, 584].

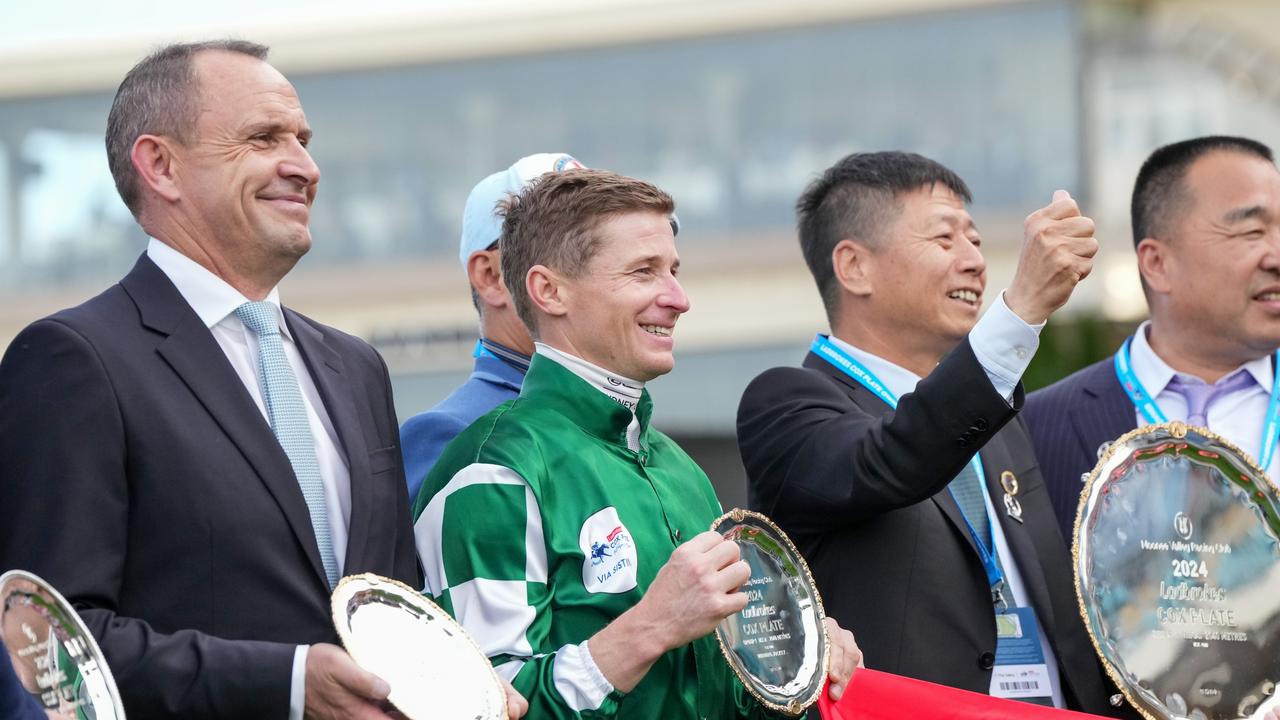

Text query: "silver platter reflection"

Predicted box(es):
[331, 574, 506, 720]
[0, 569, 126, 719]
[1075, 422, 1280, 720]
[712, 509, 828, 716]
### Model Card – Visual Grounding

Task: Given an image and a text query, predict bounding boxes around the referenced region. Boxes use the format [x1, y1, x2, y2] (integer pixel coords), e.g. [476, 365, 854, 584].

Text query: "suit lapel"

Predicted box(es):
[288, 312, 372, 572]
[983, 433, 1060, 637]
[1071, 361, 1137, 468]
[802, 352, 982, 556]
[121, 256, 330, 590]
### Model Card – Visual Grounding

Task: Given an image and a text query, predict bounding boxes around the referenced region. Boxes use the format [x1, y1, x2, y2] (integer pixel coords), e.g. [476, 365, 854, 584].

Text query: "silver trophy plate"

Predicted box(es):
[1075, 422, 1280, 720]
[712, 509, 829, 716]
[331, 573, 506, 720]
[0, 569, 126, 719]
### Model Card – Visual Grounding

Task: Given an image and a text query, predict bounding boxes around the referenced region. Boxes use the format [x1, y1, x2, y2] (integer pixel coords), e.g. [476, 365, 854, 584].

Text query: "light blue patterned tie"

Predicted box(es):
[235, 301, 339, 589]
[949, 461, 1004, 604]
[949, 462, 992, 552]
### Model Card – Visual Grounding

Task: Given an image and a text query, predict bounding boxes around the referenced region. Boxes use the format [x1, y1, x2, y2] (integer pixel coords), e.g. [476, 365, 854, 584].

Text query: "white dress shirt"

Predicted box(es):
[147, 238, 351, 720]
[1128, 321, 1277, 483]
[830, 291, 1066, 708]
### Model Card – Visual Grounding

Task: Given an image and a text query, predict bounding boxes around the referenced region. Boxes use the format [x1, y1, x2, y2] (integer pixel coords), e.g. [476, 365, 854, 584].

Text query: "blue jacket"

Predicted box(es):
[1, 640, 45, 720]
[400, 352, 525, 503]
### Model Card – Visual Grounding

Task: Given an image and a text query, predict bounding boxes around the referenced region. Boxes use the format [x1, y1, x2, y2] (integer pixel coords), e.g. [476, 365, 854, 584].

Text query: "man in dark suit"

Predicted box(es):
[0, 41, 423, 719]
[1026, 136, 1280, 541]
[738, 151, 1120, 713]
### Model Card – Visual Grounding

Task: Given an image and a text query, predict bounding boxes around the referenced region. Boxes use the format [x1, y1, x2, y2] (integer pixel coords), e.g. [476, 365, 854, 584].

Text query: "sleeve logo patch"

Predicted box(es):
[580, 506, 638, 594]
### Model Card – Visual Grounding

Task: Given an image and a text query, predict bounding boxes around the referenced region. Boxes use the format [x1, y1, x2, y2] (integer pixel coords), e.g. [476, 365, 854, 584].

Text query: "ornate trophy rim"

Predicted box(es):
[0, 568, 127, 718]
[330, 572, 507, 720]
[710, 508, 830, 716]
[1072, 421, 1280, 720]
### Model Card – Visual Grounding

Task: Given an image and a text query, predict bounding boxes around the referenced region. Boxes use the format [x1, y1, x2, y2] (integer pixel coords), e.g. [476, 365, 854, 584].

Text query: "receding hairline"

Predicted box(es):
[852, 181, 977, 248]
[182, 50, 308, 141]
[1165, 148, 1279, 238]
[187, 47, 294, 102]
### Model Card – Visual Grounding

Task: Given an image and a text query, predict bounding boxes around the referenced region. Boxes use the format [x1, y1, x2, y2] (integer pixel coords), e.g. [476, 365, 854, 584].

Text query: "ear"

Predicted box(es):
[467, 249, 511, 309]
[131, 134, 182, 203]
[1135, 237, 1173, 294]
[832, 238, 874, 297]
[526, 264, 568, 318]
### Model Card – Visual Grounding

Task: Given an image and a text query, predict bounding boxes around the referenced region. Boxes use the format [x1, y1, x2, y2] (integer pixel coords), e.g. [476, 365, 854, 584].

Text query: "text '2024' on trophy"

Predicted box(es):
[332, 573, 507, 720]
[1075, 422, 1280, 720]
[713, 509, 829, 716]
[1, 569, 126, 719]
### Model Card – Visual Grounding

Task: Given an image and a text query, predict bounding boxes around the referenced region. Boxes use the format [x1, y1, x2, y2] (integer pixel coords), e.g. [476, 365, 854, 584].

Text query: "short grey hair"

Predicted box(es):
[105, 39, 269, 218]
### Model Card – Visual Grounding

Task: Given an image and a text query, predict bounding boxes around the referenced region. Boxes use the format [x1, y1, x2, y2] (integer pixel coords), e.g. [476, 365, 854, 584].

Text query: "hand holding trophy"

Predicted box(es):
[330, 574, 515, 720]
[711, 509, 836, 716]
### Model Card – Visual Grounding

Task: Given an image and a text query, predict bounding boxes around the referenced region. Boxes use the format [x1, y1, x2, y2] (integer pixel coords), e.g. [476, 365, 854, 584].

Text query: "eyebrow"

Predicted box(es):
[243, 121, 313, 143]
[1223, 205, 1270, 224]
[629, 255, 679, 271]
[929, 213, 979, 233]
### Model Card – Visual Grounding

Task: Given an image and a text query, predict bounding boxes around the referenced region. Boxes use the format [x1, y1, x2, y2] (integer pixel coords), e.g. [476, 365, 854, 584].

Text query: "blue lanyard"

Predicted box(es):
[1114, 337, 1280, 472]
[811, 335, 1007, 598]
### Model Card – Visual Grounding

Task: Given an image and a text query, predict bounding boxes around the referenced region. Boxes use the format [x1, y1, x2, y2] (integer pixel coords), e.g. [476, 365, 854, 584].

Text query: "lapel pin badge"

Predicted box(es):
[1000, 470, 1023, 523]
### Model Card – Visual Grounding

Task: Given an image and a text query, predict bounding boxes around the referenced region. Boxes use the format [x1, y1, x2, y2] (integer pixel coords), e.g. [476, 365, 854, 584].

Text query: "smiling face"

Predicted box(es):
[170, 50, 320, 287]
[557, 211, 690, 381]
[1147, 150, 1280, 364]
[863, 183, 986, 366]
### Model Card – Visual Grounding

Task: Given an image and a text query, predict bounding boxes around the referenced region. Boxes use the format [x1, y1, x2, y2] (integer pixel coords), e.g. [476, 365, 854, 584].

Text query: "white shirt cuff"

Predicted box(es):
[969, 290, 1044, 402]
[289, 644, 309, 720]
[552, 640, 616, 712]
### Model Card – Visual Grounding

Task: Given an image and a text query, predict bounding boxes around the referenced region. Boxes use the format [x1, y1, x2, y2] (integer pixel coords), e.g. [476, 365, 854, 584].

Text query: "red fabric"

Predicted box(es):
[817, 670, 1115, 720]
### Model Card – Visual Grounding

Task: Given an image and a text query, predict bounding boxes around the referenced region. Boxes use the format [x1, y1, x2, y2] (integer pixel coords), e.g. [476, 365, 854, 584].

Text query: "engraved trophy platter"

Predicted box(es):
[712, 509, 829, 716]
[1075, 422, 1280, 720]
[0, 569, 126, 719]
[331, 573, 506, 720]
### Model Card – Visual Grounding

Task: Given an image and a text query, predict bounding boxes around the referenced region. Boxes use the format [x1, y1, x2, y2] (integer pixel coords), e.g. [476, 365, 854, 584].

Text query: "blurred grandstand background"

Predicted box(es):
[1, 0, 1276, 504]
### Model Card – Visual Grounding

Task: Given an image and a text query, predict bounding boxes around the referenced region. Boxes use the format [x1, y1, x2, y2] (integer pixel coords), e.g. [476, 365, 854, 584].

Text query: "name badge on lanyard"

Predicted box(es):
[1114, 337, 1280, 472]
[991, 607, 1055, 705]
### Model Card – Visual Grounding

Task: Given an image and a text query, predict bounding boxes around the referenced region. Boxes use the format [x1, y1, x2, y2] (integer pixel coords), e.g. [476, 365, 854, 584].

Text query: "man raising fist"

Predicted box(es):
[737, 151, 1121, 715]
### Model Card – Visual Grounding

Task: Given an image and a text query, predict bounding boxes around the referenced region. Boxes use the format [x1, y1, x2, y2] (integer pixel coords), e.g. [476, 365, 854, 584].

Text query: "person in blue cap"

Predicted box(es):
[400, 153, 584, 502]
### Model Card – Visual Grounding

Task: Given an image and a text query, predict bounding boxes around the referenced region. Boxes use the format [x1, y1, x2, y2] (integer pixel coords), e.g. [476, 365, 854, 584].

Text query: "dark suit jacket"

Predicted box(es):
[0, 255, 420, 718]
[737, 339, 1115, 715]
[1023, 358, 1136, 542]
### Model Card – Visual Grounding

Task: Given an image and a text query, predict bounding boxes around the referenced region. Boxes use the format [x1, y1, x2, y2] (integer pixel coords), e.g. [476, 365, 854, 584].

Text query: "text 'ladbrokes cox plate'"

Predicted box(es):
[713, 509, 829, 716]
[1075, 422, 1280, 720]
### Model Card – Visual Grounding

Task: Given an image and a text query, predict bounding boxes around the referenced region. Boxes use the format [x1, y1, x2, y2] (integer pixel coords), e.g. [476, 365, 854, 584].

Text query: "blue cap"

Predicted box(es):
[459, 153, 585, 269]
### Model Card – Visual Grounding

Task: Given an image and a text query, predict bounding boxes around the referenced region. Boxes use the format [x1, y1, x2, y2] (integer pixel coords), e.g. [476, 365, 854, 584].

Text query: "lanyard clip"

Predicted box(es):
[992, 583, 1009, 610]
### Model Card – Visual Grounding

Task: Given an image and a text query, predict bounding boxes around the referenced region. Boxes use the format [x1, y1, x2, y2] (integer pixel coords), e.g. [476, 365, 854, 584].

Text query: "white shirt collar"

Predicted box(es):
[146, 238, 290, 339]
[826, 334, 922, 401]
[1129, 320, 1271, 393]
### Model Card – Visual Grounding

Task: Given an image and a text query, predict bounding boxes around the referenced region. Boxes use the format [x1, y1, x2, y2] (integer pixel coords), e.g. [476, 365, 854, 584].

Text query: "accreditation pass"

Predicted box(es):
[989, 606, 1054, 705]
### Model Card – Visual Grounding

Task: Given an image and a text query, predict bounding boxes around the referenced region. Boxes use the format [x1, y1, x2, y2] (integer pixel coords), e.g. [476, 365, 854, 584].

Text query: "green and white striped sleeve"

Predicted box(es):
[414, 463, 623, 718]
